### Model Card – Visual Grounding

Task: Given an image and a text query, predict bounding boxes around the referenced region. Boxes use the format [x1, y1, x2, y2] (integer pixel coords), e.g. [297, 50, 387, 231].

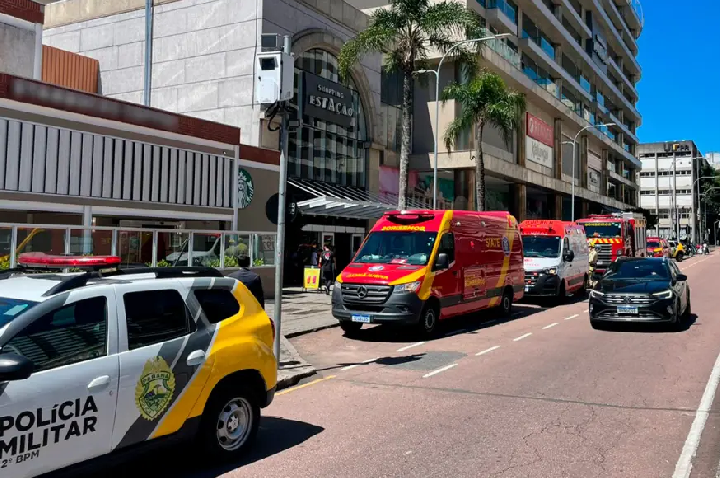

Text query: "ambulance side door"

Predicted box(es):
[0, 287, 120, 478]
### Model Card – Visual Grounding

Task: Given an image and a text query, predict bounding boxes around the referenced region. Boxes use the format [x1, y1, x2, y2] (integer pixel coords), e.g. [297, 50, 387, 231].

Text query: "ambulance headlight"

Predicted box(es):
[394, 281, 422, 293]
[541, 268, 557, 275]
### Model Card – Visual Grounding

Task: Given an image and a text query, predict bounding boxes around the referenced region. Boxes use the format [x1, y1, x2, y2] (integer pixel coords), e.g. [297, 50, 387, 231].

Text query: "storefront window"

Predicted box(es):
[290, 49, 369, 189]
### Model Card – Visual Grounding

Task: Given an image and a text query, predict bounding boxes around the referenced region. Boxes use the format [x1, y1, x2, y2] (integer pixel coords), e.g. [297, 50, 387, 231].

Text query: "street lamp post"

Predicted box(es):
[417, 32, 512, 210]
[568, 123, 615, 221]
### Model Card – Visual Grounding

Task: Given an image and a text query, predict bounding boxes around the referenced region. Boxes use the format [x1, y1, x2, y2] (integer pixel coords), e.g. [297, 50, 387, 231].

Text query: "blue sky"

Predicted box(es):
[636, 0, 718, 154]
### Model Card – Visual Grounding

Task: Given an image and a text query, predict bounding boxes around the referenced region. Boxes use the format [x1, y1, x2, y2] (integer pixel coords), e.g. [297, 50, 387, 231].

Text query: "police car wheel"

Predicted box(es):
[199, 386, 260, 459]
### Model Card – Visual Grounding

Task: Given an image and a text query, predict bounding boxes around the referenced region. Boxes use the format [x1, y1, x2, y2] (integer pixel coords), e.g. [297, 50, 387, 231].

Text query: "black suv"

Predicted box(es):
[588, 257, 691, 329]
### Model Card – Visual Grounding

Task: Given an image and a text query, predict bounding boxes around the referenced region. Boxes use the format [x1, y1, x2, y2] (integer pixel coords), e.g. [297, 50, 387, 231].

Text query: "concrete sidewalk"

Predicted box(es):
[269, 287, 338, 390]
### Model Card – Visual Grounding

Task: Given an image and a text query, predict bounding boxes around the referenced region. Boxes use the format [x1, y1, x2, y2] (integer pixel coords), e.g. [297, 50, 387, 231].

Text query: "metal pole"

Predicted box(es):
[433, 69, 440, 210]
[143, 0, 153, 106]
[273, 35, 292, 364]
[571, 137, 577, 221]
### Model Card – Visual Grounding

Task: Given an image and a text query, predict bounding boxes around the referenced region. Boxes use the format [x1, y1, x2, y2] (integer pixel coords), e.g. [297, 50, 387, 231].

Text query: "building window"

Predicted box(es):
[489, 0, 518, 24]
[522, 54, 557, 97]
[522, 15, 554, 59]
[562, 17, 582, 46]
[291, 49, 369, 188]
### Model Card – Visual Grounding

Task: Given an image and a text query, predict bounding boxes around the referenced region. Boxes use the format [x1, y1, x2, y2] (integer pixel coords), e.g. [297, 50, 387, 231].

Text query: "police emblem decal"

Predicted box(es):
[135, 357, 176, 421]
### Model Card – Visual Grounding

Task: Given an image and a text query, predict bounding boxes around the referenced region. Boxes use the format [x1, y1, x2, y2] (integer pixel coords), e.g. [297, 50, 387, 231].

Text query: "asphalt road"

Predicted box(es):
[65, 252, 720, 478]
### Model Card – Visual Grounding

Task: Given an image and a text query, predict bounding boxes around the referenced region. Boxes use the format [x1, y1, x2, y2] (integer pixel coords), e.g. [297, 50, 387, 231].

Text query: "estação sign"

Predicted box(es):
[303, 72, 355, 128]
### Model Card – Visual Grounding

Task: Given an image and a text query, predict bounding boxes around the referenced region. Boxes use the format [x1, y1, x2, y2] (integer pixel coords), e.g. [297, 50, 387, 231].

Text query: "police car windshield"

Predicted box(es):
[584, 223, 622, 238]
[0, 297, 38, 328]
[605, 260, 670, 281]
[523, 236, 561, 258]
[354, 231, 437, 265]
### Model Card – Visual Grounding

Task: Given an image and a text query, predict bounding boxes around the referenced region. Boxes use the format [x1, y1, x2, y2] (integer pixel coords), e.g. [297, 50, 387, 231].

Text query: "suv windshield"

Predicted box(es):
[523, 236, 561, 258]
[605, 260, 670, 280]
[584, 222, 622, 239]
[0, 297, 39, 329]
[354, 231, 437, 266]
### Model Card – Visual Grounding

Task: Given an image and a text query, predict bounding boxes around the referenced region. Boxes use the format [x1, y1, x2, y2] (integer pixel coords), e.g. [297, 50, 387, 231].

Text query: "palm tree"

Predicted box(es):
[338, 0, 483, 209]
[442, 71, 525, 211]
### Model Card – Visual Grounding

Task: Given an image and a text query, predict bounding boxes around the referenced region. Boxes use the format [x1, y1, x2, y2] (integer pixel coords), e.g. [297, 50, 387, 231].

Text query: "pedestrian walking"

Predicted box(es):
[319, 244, 336, 295]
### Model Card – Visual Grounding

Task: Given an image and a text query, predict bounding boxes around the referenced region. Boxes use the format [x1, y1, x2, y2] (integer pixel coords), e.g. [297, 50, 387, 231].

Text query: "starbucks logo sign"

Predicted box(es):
[237, 168, 254, 209]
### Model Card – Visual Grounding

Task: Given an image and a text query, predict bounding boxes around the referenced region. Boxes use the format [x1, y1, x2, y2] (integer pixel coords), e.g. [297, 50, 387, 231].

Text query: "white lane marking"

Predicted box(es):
[583, 309, 589, 313]
[423, 363, 458, 378]
[673, 348, 720, 478]
[476, 345, 500, 356]
[513, 332, 532, 342]
[564, 314, 579, 321]
[444, 328, 469, 338]
[684, 257, 710, 269]
[341, 357, 380, 371]
[543, 322, 559, 330]
[397, 342, 425, 352]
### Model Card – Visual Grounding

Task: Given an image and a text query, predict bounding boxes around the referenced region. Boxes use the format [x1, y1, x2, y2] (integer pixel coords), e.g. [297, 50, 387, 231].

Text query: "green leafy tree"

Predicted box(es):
[339, 0, 483, 209]
[442, 71, 525, 210]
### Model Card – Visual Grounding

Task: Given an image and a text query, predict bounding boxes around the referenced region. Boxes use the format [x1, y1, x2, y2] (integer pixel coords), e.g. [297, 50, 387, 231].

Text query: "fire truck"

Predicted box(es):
[576, 212, 647, 274]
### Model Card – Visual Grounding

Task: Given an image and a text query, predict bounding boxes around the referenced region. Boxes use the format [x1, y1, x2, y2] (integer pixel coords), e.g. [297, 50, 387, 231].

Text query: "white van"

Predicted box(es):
[520, 220, 590, 299]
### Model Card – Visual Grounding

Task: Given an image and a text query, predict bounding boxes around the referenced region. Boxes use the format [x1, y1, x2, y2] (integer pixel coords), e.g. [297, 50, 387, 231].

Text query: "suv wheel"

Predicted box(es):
[198, 384, 260, 460]
[683, 291, 692, 319]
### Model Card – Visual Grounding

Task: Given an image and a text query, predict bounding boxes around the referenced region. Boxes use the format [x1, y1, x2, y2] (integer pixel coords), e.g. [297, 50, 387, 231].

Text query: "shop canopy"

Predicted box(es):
[288, 178, 428, 220]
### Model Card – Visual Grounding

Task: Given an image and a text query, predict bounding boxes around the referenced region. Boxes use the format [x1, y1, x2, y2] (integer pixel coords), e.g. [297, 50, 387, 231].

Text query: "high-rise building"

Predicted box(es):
[350, 0, 644, 220]
[638, 141, 708, 242]
[705, 152, 720, 171]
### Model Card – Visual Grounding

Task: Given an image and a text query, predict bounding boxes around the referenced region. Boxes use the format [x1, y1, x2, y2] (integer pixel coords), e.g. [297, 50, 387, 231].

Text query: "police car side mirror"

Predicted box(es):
[434, 253, 450, 271]
[0, 353, 33, 382]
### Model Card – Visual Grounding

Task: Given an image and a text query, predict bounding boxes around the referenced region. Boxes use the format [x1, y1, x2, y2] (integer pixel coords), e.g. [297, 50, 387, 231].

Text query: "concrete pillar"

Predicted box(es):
[82, 206, 93, 255]
[581, 200, 589, 219]
[554, 193, 563, 219]
[553, 118, 563, 180]
[33, 22, 43, 80]
[517, 112, 526, 167]
[515, 183, 527, 221]
[600, 149, 609, 196]
[580, 136, 588, 188]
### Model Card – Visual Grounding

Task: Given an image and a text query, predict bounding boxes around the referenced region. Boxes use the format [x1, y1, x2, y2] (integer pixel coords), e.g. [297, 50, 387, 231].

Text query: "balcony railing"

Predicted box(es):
[0, 224, 277, 270]
[488, 0, 518, 24]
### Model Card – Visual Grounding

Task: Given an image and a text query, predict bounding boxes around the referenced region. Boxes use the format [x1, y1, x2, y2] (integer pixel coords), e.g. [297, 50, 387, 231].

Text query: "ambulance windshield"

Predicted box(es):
[354, 231, 437, 266]
[523, 236, 561, 258]
[583, 223, 622, 238]
[0, 297, 38, 328]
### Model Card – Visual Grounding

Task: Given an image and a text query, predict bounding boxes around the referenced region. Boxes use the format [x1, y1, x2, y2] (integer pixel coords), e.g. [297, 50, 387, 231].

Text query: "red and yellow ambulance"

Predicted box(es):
[331, 210, 524, 336]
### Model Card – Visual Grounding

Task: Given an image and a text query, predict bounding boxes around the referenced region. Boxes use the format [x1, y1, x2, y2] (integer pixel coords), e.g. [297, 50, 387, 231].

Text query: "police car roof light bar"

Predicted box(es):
[17, 253, 121, 270]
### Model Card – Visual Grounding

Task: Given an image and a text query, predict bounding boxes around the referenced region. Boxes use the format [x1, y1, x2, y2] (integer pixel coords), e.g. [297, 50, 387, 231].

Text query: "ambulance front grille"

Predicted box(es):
[341, 284, 392, 304]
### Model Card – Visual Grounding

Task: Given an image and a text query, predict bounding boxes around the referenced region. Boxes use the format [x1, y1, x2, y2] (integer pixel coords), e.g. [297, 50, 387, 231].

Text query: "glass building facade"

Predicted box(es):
[289, 49, 369, 189]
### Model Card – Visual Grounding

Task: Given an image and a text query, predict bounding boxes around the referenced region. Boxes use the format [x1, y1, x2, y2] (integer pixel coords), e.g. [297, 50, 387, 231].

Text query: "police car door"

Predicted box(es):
[111, 281, 210, 451]
[0, 286, 119, 478]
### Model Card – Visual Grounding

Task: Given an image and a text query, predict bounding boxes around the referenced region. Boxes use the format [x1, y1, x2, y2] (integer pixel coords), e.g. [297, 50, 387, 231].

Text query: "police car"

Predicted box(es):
[0, 254, 277, 477]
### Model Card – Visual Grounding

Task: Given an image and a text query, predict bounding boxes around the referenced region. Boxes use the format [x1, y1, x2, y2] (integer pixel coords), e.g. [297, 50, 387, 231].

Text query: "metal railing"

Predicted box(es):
[0, 224, 277, 270]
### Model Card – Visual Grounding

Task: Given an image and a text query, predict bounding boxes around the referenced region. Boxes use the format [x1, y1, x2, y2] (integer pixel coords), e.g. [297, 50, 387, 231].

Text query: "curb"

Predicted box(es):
[285, 322, 340, 338]
[277, 368, 317, 391]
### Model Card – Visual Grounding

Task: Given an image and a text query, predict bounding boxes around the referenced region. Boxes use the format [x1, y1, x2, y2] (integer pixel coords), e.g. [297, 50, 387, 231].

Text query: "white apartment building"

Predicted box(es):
[350, 0, 644, 219]
[638, 141, 708, 242]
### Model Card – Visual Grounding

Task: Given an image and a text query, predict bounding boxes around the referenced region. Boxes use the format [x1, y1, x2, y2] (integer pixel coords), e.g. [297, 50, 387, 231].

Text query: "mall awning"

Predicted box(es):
[288, 178, 428, 220]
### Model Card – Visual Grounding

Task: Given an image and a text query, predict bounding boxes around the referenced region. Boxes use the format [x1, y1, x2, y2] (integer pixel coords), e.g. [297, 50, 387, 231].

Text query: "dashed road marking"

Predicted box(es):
[423, 363, 458, 378]
[513, 332, 532, 342]
[476, 345, 500, 356]
[397, 342, 425, 352]
[277, 375, 336, 395]
[445, 329, 469, 338]
[565, 314, 579, 320]
[543, 322, 559, 330]
[583, 309, 589, 313]
[341, 357, 379, 371]
[673, 348, 720, 478]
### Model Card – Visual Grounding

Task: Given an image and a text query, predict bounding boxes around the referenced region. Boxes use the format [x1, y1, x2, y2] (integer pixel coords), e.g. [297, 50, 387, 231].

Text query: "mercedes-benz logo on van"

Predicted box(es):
[357, 286, 368, 299]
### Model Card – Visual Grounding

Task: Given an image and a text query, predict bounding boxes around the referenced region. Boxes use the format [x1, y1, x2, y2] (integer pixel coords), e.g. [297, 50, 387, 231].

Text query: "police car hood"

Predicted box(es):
[523, 256, 560, 272]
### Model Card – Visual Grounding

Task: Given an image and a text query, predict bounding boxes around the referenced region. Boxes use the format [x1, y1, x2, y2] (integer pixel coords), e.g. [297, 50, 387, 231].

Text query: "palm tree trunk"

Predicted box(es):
[474, 121, 486, 211]
[398, 68, 413, 210]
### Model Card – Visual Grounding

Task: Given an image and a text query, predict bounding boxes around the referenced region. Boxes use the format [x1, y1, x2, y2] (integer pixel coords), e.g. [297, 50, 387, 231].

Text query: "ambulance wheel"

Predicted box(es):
[576, 275, 588, 296]
[198, 383, 260, 461]
[340, 321, 363, 335]
[500, 288, 513, 318]
[417, 303, 439, 337]
[556, 281, 567, 303]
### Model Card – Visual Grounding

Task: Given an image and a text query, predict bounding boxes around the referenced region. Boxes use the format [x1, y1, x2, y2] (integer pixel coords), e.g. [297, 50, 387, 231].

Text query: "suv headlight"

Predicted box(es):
[652, 290, 673, 299]
[589, 290, 604, 299]
[394, 281, 422, 293]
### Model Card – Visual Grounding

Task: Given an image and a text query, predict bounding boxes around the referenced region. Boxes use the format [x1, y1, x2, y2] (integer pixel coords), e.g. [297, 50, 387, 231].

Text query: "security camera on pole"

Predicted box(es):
[255, 34, 295, 365]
